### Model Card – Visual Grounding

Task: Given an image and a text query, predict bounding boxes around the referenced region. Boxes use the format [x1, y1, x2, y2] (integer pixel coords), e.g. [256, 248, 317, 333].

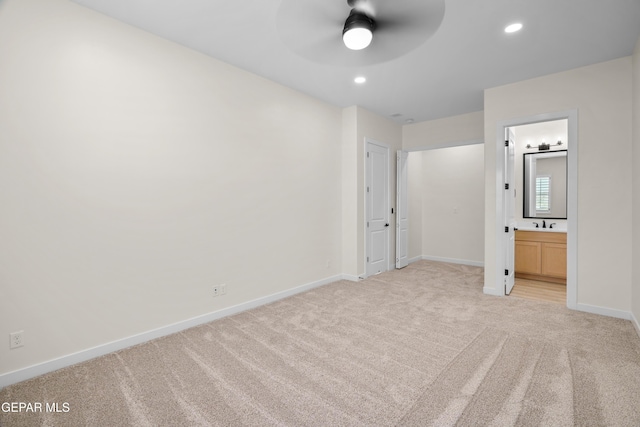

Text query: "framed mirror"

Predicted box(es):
[523, 150, 567, 219]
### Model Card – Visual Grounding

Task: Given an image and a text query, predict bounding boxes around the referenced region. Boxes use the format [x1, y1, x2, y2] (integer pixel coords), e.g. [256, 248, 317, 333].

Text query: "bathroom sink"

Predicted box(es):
[515, 225, 567, 232]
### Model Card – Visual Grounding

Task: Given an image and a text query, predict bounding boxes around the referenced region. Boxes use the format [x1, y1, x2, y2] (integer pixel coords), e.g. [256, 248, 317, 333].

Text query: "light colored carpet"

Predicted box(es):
[2, 260, 640, 426]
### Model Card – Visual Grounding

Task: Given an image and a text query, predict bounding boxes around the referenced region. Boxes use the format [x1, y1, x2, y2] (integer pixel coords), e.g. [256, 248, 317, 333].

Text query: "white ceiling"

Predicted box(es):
[71, 0, 640, 124]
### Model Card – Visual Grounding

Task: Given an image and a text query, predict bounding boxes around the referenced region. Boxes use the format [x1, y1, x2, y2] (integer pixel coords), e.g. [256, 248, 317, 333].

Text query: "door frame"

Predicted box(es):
[396, 139, 484, 267]
[364, 138, 391, 278]
[396, 150, 409, 269]
[504, 128, 516, 294]
[494, 110, 578, 308]
[395, 139, 484, 269]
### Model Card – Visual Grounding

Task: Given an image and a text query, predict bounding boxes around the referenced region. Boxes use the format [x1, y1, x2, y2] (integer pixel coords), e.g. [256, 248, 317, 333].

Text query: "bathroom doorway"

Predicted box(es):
[497, 110, 577, 308]
[509, 120, 568, 303]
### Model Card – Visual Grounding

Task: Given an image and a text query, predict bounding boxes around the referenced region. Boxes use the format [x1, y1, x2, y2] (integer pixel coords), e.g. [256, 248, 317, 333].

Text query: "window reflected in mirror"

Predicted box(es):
[523, 150, 567, 219]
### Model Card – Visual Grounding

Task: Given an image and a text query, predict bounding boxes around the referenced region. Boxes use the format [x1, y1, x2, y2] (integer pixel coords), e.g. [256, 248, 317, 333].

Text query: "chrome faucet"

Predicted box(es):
[549, 223, 557, 229]
[533, 222, 539, 228]
[542, 220, 546, 228]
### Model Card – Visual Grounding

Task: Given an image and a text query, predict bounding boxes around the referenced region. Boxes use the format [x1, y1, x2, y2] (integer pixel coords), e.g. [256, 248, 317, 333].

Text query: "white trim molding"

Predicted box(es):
[421, 255, 484, 268]
[406, 138, 484, 152]
[0, 275, 343, 389]
[483, 286, 503, 297]
[575, 303, 631, 321]
[493, 110, 578, 309]
[408, 256, 424, 265]
[632, 312, 640, 340]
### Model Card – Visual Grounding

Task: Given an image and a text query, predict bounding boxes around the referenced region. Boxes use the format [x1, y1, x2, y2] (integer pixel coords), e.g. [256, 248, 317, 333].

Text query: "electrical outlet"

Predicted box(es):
[213, 286, 219, 297]
[10, 331, 23, 349]
[220, 284, 227, 295]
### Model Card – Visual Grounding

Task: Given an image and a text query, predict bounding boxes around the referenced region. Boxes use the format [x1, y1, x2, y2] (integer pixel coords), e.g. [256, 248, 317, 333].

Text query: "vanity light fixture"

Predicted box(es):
[504, 22, 523, 33]
[343, 9, 376, 50]
[525, 140, 563, 151]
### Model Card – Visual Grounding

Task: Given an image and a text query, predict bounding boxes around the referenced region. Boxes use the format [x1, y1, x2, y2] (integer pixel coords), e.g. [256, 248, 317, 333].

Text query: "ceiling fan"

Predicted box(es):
[342, 0, 376, 50]
[277, 0, 446, 66]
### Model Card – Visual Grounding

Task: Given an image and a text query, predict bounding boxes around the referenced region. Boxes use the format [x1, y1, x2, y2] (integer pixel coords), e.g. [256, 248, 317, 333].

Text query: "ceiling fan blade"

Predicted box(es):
[277, 0, 445, 67]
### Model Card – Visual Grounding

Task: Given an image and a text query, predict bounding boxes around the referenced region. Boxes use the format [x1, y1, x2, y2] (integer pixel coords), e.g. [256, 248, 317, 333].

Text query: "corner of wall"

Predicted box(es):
[341, 106, 359, 277]
[402, 110, 484, 151]
[632, 311, 640, 340]
[341, 106, 402, 279]
[632, 36, 640, 328]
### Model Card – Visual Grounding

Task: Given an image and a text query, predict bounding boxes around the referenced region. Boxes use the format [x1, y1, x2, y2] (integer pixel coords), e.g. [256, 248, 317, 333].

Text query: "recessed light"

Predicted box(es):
[354, 76, 366, 84]
[505, 23, 523, 33]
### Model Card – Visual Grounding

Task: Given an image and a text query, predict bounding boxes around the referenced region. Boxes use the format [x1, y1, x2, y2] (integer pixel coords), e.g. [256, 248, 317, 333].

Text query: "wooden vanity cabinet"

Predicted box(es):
[515, 230, 567, 284]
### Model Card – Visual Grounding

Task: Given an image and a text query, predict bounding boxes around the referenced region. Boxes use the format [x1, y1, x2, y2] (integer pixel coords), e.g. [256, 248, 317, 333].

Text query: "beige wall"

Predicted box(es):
[633, 37, 640, 330]
[420, 145, 485, 264]
[403, 111, 484, 150]
[485, 58, 634, 313]
[403, 112, 485, 265]
[0, 0, 343, 376]
[341, 106, 359, 276]
[2, 0, 638, 384]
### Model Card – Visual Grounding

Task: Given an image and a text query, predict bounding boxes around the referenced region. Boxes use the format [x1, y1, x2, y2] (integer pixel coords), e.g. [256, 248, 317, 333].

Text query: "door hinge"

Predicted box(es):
[505, 183, 509, 190]
[367, 257, 370, 262]
[505, 226, 509, 233]
[367, 186, 370, 193]
[367, 221, 369, 228]
[367, 152, 370, 158]
[505, 269, 509, 276]
[505, 140, 509, 147]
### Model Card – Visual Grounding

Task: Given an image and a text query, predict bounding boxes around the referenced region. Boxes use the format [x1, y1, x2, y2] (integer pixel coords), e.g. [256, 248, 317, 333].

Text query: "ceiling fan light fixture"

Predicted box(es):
[342, 10, 375, 50]
[504, 22, 523, 33]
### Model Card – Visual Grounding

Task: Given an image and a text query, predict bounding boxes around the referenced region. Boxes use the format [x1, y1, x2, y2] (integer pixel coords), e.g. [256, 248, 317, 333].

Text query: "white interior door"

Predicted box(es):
[366, 141, 390, 277]
[396, 150, 409, 268]
[504, 129, 516, 294]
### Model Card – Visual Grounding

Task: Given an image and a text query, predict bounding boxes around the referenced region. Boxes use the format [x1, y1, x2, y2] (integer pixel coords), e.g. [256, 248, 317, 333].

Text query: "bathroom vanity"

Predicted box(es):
[515, 230, 567, 284]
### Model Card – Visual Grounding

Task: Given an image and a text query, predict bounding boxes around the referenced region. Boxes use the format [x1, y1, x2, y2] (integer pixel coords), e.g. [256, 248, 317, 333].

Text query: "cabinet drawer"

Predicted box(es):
[515, 230, 566, 244]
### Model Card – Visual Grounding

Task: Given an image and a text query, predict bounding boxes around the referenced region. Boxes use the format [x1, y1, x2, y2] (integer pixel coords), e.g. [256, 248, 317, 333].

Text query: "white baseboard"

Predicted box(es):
[630, 311, 640, 340]
[575, 303, 631, 321]
[408, 256, 423, 265]
[341, 274, 361, 282]
[483, 287, 503, 297]
[0, 274, 342, 389]
[5, 271, 635, 389]
[421, 255, 485, 268]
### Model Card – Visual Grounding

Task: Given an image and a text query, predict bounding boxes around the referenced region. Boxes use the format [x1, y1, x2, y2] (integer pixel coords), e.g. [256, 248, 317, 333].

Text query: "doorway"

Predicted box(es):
[497, 111, 577, 309]
[396, 140, 485, 270]
[508, 120, 569, 302]
[365, 139, 390, 277]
